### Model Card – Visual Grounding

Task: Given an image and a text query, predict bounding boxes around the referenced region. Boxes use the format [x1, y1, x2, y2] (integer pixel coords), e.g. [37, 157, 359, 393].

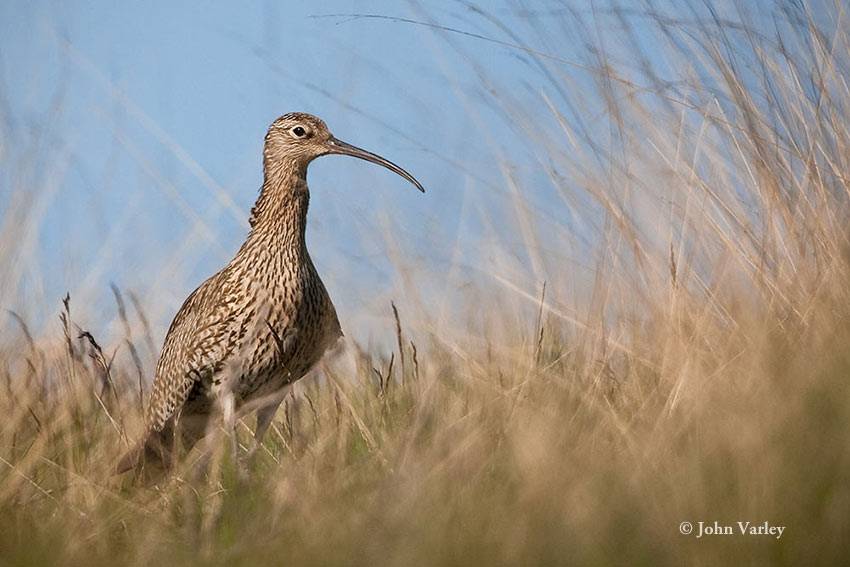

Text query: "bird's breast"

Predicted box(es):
[224, 263, 340, 401]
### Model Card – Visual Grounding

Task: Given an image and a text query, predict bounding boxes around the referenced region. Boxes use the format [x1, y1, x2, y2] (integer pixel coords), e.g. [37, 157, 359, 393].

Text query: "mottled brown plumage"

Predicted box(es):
[118, 113, 423, 474]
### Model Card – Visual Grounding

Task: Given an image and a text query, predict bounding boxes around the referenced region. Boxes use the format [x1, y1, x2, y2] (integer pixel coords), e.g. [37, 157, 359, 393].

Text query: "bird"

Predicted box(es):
[117, 112, 424, 475]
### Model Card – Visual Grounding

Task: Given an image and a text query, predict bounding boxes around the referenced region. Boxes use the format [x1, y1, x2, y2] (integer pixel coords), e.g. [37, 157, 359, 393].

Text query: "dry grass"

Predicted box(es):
[2, 2, 850, 565]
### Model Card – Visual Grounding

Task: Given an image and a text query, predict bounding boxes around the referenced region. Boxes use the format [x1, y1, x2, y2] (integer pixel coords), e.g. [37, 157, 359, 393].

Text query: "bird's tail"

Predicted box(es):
[116, 428, 173, 476]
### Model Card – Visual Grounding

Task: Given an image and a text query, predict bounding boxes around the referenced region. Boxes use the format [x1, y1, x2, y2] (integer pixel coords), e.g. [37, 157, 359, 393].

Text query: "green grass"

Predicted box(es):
[3, 2, 850, 565]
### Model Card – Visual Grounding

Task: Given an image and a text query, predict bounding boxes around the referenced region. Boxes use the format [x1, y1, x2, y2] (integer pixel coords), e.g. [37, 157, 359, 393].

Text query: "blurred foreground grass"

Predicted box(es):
[1, 285, 849, 565]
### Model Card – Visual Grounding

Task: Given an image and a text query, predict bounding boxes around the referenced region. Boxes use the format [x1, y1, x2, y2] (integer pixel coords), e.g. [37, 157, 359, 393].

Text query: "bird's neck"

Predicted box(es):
[245, 163, 311, 258]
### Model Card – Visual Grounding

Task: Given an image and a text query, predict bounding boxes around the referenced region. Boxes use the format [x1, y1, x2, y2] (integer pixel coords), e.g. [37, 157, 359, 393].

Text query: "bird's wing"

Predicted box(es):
[145, 270, 243, 432]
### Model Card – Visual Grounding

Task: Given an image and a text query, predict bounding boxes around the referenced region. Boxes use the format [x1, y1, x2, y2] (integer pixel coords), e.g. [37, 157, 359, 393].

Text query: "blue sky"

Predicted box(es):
[1, 1, 600, 338]
[1, 1, 833, 348]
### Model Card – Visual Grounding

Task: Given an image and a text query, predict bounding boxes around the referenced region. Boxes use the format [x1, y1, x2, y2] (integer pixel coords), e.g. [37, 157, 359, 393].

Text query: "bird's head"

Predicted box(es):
[263, 112, 424, 192]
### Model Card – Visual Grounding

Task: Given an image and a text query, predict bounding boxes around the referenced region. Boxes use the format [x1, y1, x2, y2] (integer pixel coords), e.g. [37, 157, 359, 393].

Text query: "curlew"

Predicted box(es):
[118, 112, 423, 474]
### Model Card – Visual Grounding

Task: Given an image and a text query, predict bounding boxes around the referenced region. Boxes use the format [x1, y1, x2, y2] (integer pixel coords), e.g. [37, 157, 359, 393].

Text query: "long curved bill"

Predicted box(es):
[326, 136, 425, 193]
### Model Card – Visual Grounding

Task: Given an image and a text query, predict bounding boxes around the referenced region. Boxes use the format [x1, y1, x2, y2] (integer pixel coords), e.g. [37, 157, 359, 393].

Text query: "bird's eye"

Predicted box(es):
[292, 126, 306, 137]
